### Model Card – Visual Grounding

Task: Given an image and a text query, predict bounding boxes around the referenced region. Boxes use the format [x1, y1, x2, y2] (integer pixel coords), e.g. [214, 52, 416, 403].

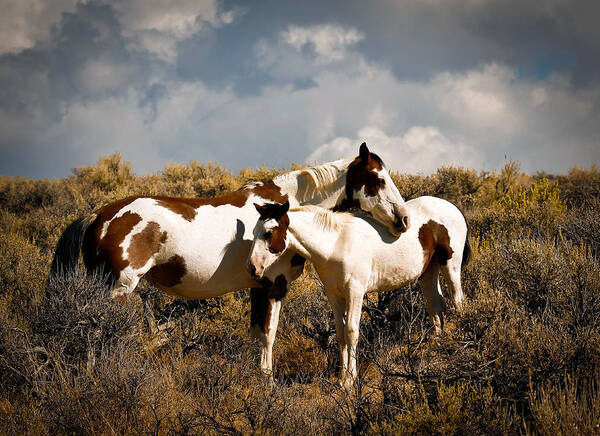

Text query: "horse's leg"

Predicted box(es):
[419, 262, 444, 334]
[109, 269, 142, 303]
[326, 292, 348, 383]
[342, 287, 365, 389]
[250, 288, 281, 380]
[441, 258, 464, 310]
[110, 256, 162, 299]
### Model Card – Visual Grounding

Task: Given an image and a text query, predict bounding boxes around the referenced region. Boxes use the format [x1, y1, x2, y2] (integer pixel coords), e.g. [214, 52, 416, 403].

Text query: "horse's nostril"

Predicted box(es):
[402, 215, 409, 229]
[394, 213, 410, 232]
[249, 263, 257, 277]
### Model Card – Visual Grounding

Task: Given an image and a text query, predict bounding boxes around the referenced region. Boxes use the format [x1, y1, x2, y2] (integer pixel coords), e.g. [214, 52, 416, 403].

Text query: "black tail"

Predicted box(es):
[462, 233, 472, 268]
[49, 215, 97, 277]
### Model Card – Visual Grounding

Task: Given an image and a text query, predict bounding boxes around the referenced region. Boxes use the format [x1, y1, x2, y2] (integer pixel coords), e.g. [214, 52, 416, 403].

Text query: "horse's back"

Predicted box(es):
[406, 196, 467, 232]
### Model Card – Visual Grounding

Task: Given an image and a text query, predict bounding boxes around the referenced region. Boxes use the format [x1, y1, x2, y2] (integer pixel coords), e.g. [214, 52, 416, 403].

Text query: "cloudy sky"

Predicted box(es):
[1, 0, 599, 178]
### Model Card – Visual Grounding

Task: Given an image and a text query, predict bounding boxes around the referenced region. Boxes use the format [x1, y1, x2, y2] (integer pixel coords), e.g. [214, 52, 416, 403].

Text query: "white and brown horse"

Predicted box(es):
[50, 143, 409, 376]
[248, 199, 470, 387]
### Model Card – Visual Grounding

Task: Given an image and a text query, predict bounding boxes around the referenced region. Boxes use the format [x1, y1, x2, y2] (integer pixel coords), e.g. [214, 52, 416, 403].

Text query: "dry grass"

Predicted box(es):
[1, 152, 599, 434]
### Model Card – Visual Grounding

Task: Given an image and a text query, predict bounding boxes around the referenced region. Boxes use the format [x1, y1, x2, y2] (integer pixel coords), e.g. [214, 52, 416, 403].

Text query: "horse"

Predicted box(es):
[49, 142, 410, 377]
[248, 198, 470, 387]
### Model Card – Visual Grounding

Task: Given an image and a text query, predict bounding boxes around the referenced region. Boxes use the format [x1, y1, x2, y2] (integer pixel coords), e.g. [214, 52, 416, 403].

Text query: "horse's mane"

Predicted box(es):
[273, 158, 353, 204]
[299, 160, 348, 190]
[290, 205, 358, 232]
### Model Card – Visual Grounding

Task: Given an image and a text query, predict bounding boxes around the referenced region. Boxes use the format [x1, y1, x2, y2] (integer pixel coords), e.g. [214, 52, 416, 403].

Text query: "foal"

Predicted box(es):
[248, 200, 469, 387]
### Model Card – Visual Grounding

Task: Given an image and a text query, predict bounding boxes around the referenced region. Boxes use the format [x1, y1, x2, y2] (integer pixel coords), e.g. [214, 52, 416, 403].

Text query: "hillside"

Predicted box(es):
[1, 153, 599, 434]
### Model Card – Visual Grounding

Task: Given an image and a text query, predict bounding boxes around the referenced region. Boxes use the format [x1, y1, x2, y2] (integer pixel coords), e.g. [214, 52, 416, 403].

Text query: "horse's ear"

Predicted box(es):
[254, 203, 268, 219]
[359, 142, 369, 162]
[271, 201, 289, 221]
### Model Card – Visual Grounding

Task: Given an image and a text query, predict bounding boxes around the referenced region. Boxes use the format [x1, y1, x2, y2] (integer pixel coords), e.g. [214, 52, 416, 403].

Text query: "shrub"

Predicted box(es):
[72, 152, 134, 193]
[37, 270, 142, 364]
[1, 155, 599, 434]
[468, 178, 567, 239]
[0, 232, 48, 327]
[163, 160, 240, 198]
[562, 197, 600, 257]
[431, 166, 483, 208]
[555, 166, 600, 208]
[376, 381, 518, 435]
[529, 374, 600, 436]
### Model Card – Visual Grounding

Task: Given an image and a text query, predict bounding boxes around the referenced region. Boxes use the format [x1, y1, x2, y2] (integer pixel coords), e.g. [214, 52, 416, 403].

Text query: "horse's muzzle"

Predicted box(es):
[247, 261, 263, 279]
[393, 211, 410, 234]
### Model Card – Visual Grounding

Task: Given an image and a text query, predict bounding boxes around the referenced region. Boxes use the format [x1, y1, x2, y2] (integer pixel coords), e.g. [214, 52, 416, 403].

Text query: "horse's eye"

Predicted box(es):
[264, 231, 273, 239]
[378, 178, 386, 186]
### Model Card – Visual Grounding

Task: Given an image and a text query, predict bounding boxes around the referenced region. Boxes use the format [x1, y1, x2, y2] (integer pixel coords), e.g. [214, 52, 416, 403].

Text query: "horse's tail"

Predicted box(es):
[49, 214, 97, 277]
[461, 232, 472, 268]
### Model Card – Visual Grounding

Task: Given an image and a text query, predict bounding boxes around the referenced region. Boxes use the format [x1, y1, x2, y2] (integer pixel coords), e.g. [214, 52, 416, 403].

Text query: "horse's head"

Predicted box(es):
[247, 201, 291, 279]
[336, 142, 409, 236]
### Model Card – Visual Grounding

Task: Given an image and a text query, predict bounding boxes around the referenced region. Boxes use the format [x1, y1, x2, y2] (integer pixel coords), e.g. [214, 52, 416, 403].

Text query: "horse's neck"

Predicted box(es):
[272, 158, 353, 208]
[286, 210, 340, 263]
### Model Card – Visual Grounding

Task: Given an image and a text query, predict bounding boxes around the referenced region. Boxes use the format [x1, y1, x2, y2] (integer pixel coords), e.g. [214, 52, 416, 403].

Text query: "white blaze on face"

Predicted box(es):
[351, 163, 410, 236]
[249, 219, 282, 278]
[380, 167, 409, 232]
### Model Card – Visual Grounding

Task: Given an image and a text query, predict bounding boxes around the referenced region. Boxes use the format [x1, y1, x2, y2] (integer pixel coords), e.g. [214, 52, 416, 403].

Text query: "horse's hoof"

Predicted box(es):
[260, 371, 275, 387]
[111, 293, 128, 307]
[338, 375, 355, 391]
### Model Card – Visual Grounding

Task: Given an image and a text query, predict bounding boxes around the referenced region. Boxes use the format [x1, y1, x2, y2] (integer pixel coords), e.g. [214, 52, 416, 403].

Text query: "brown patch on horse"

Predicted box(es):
[145, 255, 187, 287]
[90, 179, 287, 226]
[270, 274, 288, 300]
[346, 153, 384, 196]
[250, 274, 289, 333]
[95, 196, 139, 222]
[154, 192, 248, 221]
[269, 214, 290, 254]
[418, 220, 454, 273]
[153, 181, 287, 222]
[336, 145, 386, 212]
[250, 289, 274, 334]
[96, 211, 143, 274]
[250, 180, 288, 203]
[128, 221, 168, 269]
[255, 201, 291, 254]
[81, 215, 116, 285]
[250, 288, 266, 331]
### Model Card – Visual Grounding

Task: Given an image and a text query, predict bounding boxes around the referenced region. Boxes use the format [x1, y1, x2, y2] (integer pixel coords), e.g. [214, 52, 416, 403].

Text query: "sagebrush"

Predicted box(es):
[1, 153, 599, 435]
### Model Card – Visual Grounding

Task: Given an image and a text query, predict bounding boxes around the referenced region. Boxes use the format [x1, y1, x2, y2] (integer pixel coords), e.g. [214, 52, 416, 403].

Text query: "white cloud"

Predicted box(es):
[255, 24, 367, 83]
[42, 52, 597, 176]
[1, 18, 598, 177]
[0, 0, 78, 54]
[308, 125, 482, 174]
[113, 0, 239, 62]
[281, 24, 364, 63]
[0, 0, 237, 61]
[112, 0, 220, 38]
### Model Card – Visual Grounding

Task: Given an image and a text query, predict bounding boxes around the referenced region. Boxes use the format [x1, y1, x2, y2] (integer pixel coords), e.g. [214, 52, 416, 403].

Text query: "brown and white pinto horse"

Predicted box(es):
[248, 199, 470, 387]
[50, 143, 409, 376]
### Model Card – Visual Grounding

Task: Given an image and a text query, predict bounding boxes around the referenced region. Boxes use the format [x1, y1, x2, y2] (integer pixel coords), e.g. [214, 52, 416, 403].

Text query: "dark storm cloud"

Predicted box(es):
[0, 1, 169, 176]
[172, 0, 600, 96]
[1, 2, 155, 111]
